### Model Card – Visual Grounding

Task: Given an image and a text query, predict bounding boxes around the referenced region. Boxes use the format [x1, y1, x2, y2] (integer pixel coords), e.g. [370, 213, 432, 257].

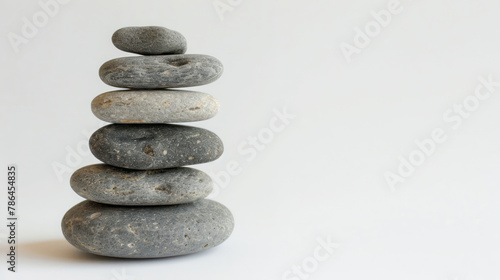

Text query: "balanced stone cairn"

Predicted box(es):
[61, 26, 234, 258]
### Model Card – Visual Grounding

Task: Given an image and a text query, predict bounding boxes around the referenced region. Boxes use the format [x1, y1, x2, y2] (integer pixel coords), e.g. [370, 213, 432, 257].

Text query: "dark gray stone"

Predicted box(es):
[91, 90, 219, 124]
[70, 164, 212, 206]
[112, 26, 187, 55]
[61, 199, 234, 258]
[99, 55, 223, 89]
[89, 124, 223, 169]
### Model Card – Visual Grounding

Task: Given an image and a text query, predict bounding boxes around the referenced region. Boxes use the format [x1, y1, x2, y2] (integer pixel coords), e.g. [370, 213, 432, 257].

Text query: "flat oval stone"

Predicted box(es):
[99, 55, 223, 89]
[61, 199, 234, 258]
[70, 164, 212, 206]
[112, 26, 187, 55]
[91, 90, 219, 124]
[89, 124, 223, 169]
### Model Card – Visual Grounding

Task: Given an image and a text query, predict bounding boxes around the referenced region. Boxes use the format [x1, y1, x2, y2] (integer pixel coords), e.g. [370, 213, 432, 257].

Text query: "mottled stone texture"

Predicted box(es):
[89, 124, 224, 170]
[91, 90, 219, 124]
[62, 26, 233, 259]
[99, 54, 223, 89]
[61, 199, 234, 258]
[112, 26, 187, 55]
[70, 164, 212, 206]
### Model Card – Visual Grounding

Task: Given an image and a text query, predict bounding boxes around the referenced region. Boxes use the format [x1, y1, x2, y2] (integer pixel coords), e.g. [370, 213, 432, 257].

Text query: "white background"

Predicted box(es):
[1, 0, 500, 279]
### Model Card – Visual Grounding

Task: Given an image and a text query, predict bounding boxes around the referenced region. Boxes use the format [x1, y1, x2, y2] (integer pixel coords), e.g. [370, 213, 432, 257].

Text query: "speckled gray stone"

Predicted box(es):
[61, 199, 234, 258]
[89, 124, 223, 170]
[99, 55, 223, 89]
[70, 164, 212, 206]
[91, 90, 219, 124]
[112, 26, 187, 55]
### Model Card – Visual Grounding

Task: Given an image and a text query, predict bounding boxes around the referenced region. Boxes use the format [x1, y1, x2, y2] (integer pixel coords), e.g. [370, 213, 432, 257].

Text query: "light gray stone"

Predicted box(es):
[112, 26, 187, 55]
[70, 164, 212, 206]
[91, 90, 219, 124]
[89, 124, 224, 170]
[99, 55, 223, 89]
[61, 199, 234, 258]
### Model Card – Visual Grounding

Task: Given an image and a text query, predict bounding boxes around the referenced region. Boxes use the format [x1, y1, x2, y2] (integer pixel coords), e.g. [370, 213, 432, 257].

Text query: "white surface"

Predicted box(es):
[1, 0, 500, 279]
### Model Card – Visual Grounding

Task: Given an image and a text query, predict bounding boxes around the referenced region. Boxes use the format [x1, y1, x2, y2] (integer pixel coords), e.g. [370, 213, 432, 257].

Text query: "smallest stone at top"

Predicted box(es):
[112, 26, 187, 55]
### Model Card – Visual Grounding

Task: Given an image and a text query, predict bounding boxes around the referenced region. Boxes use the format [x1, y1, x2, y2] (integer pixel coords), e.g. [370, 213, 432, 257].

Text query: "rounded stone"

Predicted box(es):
[99, 55, 223, 89]
[112, 26, 187, 55]
[61, 199, 234, 258]
[91, 90, 219, 124]
[70, 164, 213, 206]
[89, 124, 224, 170]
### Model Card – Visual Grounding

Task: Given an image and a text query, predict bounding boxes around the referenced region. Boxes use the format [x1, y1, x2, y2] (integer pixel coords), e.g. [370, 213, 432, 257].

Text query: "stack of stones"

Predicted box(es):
[61, 26, 234, 258]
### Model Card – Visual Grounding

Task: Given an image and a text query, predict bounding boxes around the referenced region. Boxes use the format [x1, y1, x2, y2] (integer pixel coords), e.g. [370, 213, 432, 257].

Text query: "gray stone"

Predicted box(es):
[91, 90, 219, 124]
[89, 124, 223, 170]
[112, 26, 187, 55]
[70, 164, 212, 206]
[99, 55, 223, 89]
[61, 199, 234, 258]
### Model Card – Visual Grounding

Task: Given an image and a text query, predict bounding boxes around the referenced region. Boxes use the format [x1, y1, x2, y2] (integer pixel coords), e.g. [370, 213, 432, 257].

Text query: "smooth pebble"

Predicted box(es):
[71, 164, 213, 205]
[91, 90, 219, 123]
[99, 54, 223, 89]
[112, 26, 187, 55]
[89, 124, 224, 169]
[61, 199, 234, 258]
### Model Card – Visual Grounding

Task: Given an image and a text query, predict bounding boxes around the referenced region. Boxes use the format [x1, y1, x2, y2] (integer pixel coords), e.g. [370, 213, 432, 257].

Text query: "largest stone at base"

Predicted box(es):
[61, 199, 234, 258]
